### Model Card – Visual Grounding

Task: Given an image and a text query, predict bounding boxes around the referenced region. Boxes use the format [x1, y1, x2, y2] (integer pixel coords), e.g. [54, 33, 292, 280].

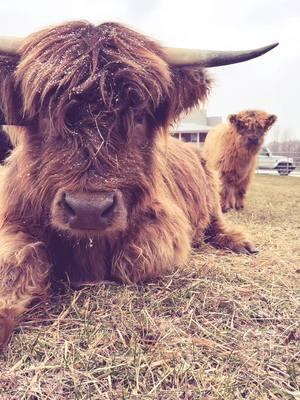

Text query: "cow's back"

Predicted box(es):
[156, 136, 219, 237]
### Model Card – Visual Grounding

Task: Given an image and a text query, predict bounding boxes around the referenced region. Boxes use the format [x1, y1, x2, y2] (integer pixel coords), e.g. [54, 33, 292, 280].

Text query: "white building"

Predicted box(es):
[172, 108, 222, 146]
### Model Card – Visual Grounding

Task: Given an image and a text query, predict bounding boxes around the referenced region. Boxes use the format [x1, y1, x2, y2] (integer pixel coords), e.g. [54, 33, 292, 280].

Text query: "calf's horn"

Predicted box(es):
[164, 43, 279, 67]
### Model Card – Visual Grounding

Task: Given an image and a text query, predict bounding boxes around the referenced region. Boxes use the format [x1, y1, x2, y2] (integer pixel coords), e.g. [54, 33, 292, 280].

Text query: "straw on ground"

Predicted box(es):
[0, 174, 299, 400]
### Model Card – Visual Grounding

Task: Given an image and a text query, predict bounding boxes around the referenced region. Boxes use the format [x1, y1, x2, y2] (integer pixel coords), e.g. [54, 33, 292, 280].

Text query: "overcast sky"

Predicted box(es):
[1, 0, 299, 142]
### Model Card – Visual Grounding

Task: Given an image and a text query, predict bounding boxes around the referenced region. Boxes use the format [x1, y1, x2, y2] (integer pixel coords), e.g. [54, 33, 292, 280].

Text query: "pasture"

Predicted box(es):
[0, 174, 299, 400]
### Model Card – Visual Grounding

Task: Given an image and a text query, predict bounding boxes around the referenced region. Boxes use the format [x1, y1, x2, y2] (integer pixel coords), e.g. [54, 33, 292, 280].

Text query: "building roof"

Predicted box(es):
[171, 122, 213, 133]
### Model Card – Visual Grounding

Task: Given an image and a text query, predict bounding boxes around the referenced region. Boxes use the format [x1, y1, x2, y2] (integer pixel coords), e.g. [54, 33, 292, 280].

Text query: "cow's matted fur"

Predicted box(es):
[0, 22, 256, 347]
[203, 110, 277, 212]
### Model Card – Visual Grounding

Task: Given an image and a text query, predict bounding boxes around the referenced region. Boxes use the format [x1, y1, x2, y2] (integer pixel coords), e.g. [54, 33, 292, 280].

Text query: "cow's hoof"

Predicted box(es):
[245, 241, 259, 254]
[247, 247, 259, 254]
[235, 205, 244, 210]
[233, 242, 258, 255]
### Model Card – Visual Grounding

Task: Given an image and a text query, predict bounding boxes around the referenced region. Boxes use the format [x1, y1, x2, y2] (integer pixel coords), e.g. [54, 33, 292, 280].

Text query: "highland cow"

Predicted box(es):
[0, 21, 277, 346]
[203, 110, 277, 212]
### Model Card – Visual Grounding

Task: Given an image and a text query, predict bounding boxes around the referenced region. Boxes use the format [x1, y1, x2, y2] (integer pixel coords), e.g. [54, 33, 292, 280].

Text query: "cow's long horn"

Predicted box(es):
[164, 43, 279, 67]
[0, 37, 23, 54]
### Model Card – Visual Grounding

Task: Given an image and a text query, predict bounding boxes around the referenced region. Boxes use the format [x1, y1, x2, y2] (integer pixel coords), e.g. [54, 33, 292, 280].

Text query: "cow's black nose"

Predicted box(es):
[248, 137, 259, 145]
[61, 191, 118, 229]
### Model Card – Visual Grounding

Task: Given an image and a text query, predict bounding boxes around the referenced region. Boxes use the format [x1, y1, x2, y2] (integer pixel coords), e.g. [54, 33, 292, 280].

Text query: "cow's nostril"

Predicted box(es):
[62, 192, 77, 217]
[100, 194, 117, 219]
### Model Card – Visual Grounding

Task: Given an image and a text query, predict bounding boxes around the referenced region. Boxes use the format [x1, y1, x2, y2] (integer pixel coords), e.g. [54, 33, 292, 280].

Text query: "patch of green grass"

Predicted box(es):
[0, 175, 299, 399]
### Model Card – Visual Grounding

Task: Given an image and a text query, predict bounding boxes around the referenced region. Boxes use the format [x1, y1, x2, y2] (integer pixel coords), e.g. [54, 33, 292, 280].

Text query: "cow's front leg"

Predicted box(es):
[235, 188, 245, 210]
[0, 226, 51, 347]
[111, 207, 191, 284]
[205, 212, 258, 254]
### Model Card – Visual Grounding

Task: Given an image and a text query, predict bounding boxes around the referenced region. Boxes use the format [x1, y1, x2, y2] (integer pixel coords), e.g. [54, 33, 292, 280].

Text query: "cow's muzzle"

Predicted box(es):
[247, 137, 259, 146]
[52, 189, 127, 234]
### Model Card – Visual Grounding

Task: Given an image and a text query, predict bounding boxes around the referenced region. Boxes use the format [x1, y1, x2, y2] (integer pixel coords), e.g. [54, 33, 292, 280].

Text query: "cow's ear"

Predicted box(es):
[228, 114, 245, 131]
[265, 114, 277, 129]
[167, 66, 212, 122]
[228, 114, 237, 125]
[0, 52, 22, 125]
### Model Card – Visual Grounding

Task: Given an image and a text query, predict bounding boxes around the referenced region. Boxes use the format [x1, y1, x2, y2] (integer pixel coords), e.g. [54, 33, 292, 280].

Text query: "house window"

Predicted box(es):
[199, 132, 207, 142]
[190, 133, 198, 143]
[181, 133, 191, 142]
[181, 133, 198, 143]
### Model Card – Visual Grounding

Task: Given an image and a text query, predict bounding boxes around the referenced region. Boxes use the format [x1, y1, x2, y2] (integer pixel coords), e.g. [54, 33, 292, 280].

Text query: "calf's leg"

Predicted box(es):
[235, 188, 245, 210]
[221, 184, 236, 212]
[0, 226, 51, 347]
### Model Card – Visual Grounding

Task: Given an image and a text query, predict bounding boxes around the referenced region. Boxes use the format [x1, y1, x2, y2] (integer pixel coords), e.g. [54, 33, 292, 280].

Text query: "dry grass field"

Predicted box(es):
[0, 174, 299, 400]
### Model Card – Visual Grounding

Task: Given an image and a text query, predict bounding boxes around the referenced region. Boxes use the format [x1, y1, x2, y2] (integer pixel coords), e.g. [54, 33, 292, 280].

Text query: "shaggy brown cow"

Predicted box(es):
[0, 22, 277, 346]
[203, 110, 277, 212]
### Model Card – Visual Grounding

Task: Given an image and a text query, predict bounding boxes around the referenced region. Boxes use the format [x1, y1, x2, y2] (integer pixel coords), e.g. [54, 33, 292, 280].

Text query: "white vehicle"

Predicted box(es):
[258, 147, 296, 175]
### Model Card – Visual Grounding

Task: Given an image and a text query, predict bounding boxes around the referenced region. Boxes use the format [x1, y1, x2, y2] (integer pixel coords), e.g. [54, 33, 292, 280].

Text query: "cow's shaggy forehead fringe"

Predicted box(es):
[233, 110, 274, 132]
[16, 21, 172, 133]
[0, 21, 212, 227]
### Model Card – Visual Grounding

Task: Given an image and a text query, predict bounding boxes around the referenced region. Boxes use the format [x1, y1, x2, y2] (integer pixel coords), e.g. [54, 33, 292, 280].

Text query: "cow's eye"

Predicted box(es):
[134, 114, 145, 125]
[65, 100, 81, 126]
[236, 121, 246, 131]
[131, 114, 149, 147]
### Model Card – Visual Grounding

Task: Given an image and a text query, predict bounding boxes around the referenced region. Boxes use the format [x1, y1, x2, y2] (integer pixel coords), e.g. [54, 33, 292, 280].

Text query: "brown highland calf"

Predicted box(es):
[0, 22, 277, 346]
[203, 110, 277, 212]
